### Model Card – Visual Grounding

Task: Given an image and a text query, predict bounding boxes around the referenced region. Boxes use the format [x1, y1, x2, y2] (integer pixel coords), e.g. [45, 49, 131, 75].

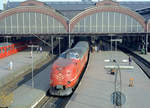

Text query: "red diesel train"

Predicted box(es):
[0, 42, 27, 59]
[49, 41, 89, 96]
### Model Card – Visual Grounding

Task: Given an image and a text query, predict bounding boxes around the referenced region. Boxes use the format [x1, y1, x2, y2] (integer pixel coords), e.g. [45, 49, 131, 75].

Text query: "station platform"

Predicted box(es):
[8, 52, 53, 108]
[136, 52, 150, 62]
[0, 48, 50, 89]
[66, 51, 150, 108]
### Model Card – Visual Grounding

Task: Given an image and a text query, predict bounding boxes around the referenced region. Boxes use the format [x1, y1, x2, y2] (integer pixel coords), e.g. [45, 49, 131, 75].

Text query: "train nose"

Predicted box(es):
[56, 72, 64, 81]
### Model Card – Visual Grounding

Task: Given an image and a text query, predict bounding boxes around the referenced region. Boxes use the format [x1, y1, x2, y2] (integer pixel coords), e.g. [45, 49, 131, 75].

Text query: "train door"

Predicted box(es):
[14, 43, 17, 53]
[6, 45, 11, 56]
[10, 44, 15, 55]
[11, 44, 15, 54]
[79, 57, 84, 72]
[2, 47, 6, 58]
[75, 54, 83, 74]
[0, 47, 2, 58]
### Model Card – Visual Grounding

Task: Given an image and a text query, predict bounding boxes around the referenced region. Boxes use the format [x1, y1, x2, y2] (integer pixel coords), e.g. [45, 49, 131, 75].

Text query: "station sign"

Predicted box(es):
[110, 39, 122, 43]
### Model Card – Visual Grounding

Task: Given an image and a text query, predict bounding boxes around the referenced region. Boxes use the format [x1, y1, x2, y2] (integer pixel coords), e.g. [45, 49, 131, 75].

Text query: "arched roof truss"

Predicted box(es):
[0, 2, 68, 34]
[70, 0, 146, 34]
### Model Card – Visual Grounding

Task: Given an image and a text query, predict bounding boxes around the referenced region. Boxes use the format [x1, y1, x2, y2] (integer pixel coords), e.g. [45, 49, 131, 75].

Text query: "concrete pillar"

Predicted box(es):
[69, 34, 71, 48]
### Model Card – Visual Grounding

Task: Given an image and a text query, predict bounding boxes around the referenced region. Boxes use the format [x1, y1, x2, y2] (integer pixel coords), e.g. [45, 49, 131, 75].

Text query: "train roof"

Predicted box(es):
[72, 47, 87, 58]
[74, 41, 89, 48]
[0, 43, 12, 47]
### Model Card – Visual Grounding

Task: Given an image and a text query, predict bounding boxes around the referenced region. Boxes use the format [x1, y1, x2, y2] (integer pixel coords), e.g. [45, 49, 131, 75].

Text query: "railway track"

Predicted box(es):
[36, 49, 91, 108]
[35, 96, 71, 108]
[119, 45, 150, 78]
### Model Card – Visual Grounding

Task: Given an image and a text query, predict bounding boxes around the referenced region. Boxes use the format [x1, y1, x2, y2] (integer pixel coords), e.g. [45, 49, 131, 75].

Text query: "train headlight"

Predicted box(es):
[67, 81, 71, 84]
[50, 80, 53, 84]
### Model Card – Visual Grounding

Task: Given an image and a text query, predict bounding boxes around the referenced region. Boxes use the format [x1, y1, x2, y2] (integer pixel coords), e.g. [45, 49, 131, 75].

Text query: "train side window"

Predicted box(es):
[0, 49, 1, 54]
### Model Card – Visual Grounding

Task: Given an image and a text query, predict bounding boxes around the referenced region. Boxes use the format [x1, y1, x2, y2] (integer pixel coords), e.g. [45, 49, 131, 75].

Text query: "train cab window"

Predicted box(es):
[59, 53, 66, 58]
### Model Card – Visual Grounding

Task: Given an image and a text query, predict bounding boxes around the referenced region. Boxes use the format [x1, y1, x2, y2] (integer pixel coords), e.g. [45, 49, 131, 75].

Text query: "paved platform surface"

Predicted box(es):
[66, 51, 150, 108]
[0, 49, 49, 88]
[9, 85, 45, 108]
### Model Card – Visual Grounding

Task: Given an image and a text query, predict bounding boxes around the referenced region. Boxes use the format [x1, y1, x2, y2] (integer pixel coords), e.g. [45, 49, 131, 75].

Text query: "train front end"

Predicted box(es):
[49, 58, 77, 96]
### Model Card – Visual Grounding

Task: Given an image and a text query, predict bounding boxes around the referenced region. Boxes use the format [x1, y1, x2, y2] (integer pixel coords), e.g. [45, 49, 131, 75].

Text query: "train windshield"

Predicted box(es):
[59, 51, 79, 60]
[67, 52, 79, 59]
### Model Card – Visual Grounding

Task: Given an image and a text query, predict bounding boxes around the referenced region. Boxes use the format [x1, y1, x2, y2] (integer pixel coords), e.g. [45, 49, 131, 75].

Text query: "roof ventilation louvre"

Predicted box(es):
[96, 0, 119, 7]
[20, 0, 45, 7]
[82, 0, 92, 2]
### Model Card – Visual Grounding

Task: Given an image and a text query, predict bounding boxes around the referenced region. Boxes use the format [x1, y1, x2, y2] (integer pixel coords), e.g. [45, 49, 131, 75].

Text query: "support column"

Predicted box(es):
[146, 23, 149, 54]
[68, 21, 71, 48]
[51, 36, 53, 56]
[59, 37, 60, 55]
[146, 33, 148, 54]
[115, 41, 117, 51]
[69, 34, 71, 48]
[111, 35, 112, 51]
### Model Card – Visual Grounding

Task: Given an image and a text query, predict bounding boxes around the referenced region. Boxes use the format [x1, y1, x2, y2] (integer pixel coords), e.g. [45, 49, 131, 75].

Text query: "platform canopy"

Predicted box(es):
[0, 0, 68, 35]
[70, 0, 146, 34]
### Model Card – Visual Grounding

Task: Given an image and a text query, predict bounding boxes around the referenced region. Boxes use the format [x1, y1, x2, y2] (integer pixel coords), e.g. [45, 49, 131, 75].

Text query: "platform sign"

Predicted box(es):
[111, 91, 126, 106]
[28, 45, 39, 48]
[110, 39, 122, 43]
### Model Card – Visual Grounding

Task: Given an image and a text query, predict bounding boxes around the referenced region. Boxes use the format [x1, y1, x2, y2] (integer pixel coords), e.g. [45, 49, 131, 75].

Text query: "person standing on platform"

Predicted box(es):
[40, 47, 43, 53]
[100, 40, 103, 51]
[95, 45, 98, 52]
[129, 56, 132, 65]
[9, 61, 13, 70]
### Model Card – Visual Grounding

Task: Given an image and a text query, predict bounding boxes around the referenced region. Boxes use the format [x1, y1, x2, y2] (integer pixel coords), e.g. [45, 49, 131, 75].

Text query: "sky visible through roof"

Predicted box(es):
[0, 0, 150, 10]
